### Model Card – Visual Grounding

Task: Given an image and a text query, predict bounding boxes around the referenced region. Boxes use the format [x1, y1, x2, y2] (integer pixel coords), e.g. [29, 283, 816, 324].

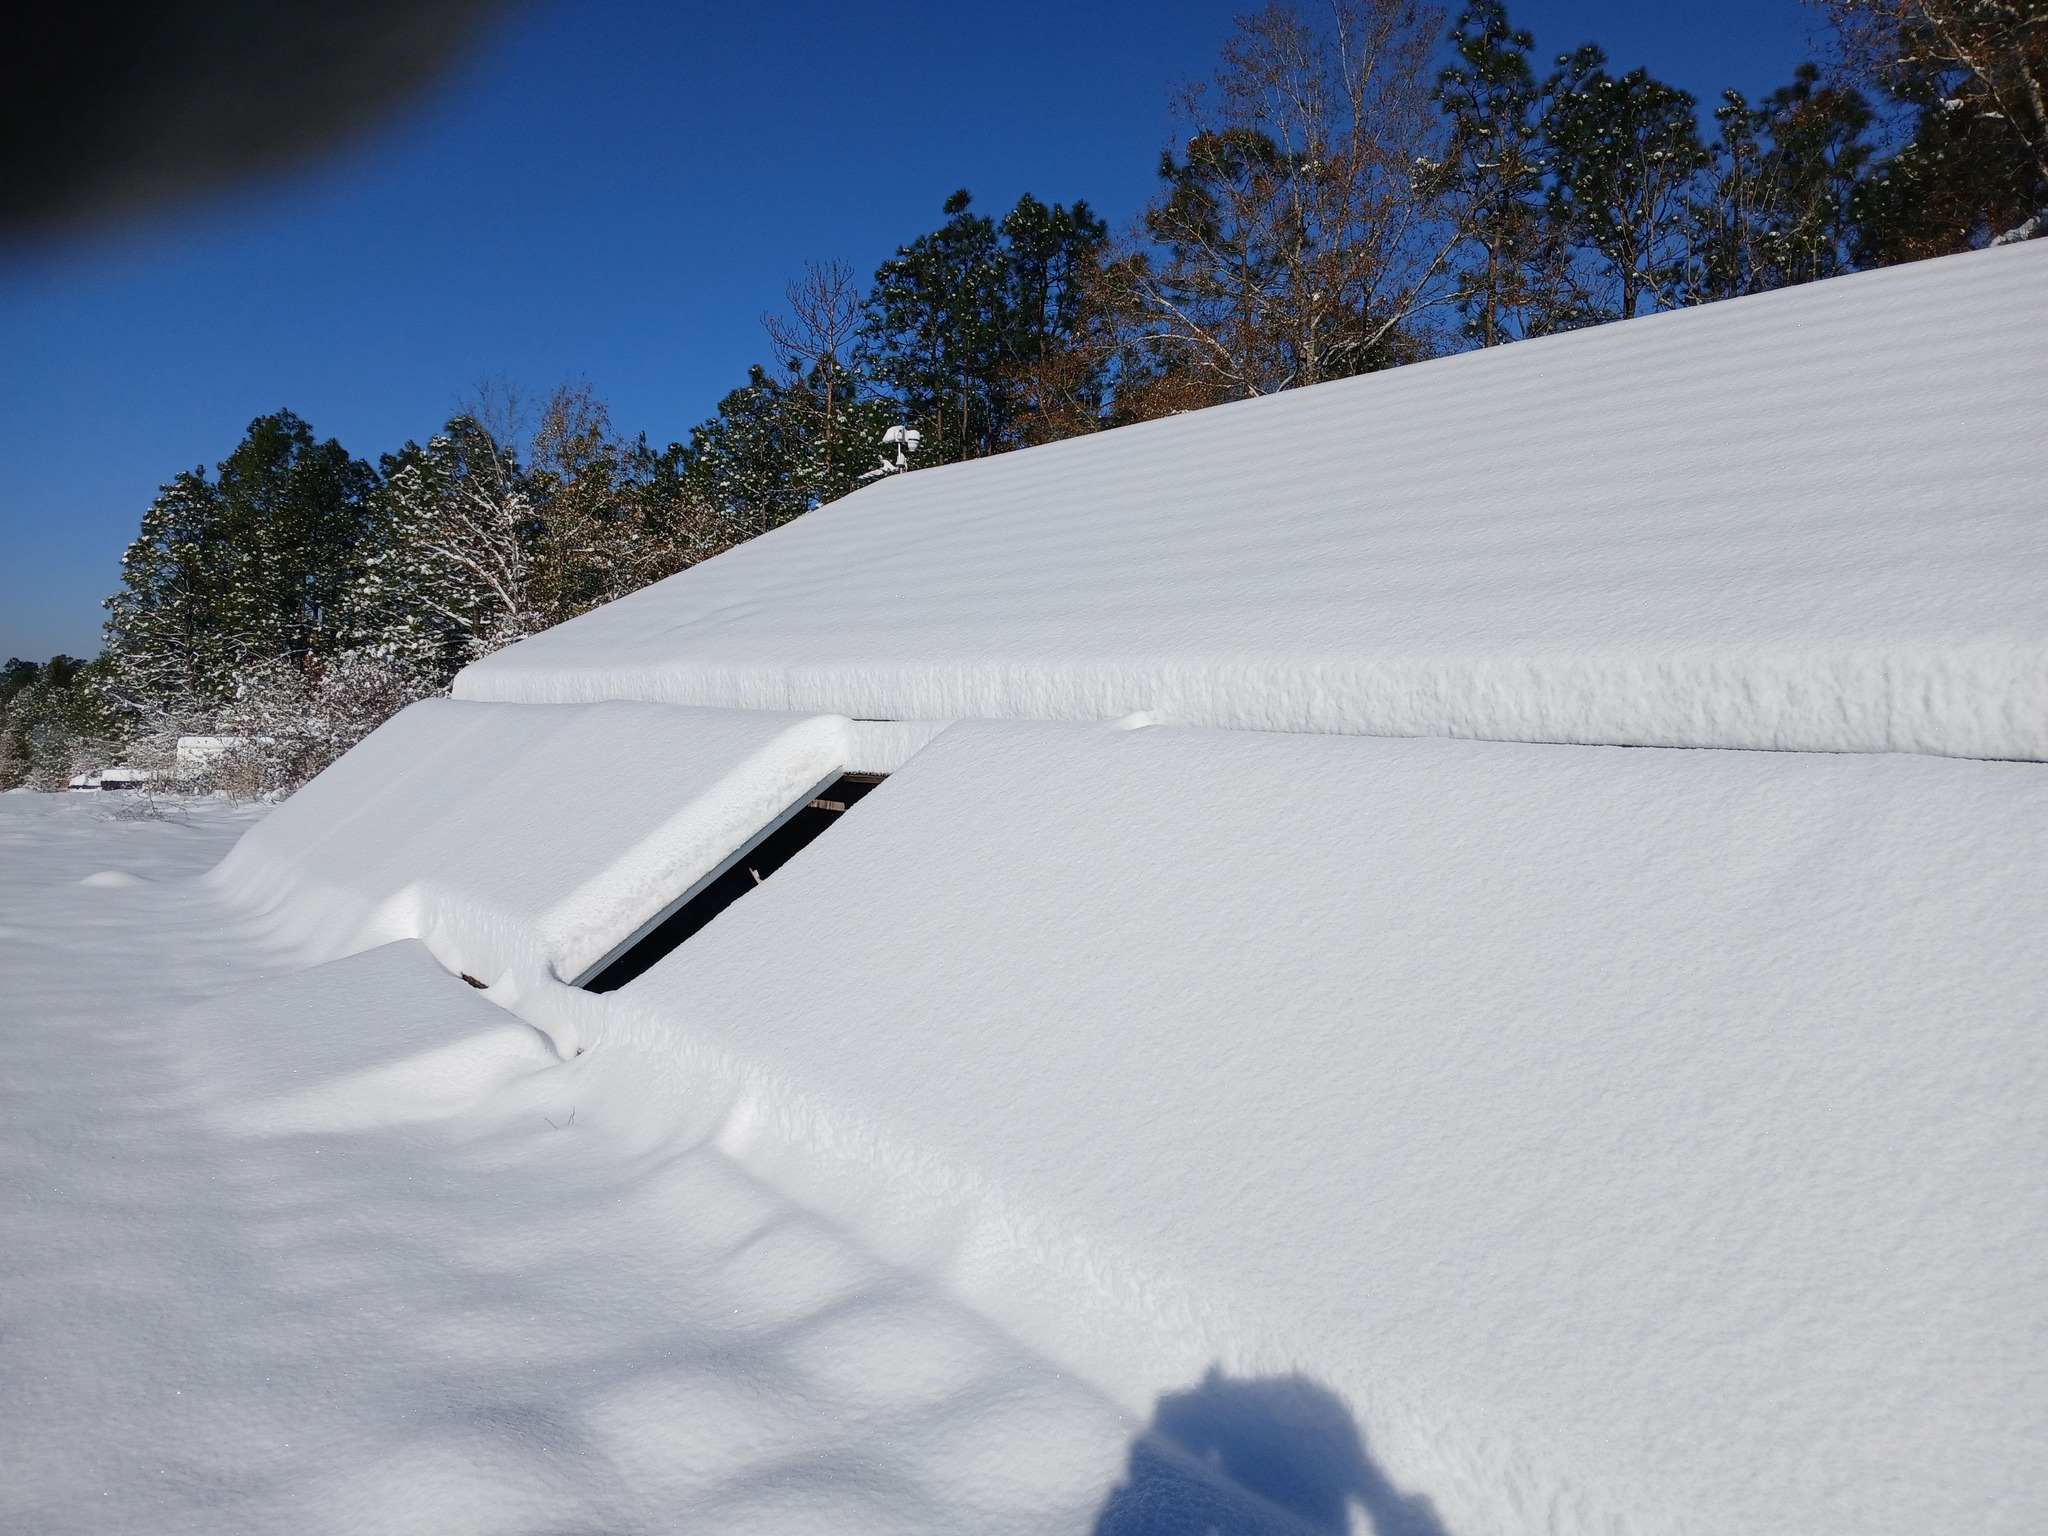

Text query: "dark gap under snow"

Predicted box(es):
[578, 772, 885, 993]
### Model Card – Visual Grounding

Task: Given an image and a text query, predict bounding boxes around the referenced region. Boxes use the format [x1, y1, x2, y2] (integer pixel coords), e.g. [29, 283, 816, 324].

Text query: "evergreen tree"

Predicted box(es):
[684, 363, 893, 532]
[1432, 1, 1584, 344]
[0, 655, 126, 790]
[627, 434, 730, 585]
[1693, 65, 1875, 300]
[993, 193, 1112, 438]
[859, 190, 1012, 464]
[102, 468, 236, 702]
[0, 657, 38, 715]
[1544, 46, 1711, 319]
[683, 366, 818, 535]
[105, 411, 378, 703]
[858, 190, 1108, 463]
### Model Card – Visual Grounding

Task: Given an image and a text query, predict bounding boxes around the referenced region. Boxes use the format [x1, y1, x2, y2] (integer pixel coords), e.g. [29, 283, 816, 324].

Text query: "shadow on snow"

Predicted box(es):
[1094, 1369, 1449, 1536]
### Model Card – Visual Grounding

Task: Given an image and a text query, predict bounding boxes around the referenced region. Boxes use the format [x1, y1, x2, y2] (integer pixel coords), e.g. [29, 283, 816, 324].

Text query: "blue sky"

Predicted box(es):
[0, 0, 1829, 661]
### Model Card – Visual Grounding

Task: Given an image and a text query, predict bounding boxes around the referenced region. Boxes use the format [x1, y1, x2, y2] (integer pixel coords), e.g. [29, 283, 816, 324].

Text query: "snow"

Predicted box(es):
[67, 766, 156, 790]
[585, 718, 2048, 1536]
[209, 699, 942, 1025]
[457, 242, 2048, 760]
[178, 704, 2048, 1533]
[0, 793, 1185, 1535]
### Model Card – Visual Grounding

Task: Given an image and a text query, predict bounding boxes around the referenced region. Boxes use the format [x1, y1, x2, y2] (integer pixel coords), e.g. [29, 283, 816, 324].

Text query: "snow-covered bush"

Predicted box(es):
[188, 651, 443, 799]
[0, 656, 130, 792]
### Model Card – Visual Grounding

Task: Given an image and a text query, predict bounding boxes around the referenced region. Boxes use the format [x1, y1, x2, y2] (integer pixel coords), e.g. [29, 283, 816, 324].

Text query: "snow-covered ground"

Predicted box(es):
[2, 790, 1313, 1536]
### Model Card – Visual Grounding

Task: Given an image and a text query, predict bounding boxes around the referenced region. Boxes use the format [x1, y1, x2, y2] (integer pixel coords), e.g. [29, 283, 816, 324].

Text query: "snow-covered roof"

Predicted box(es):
[215, 699, 936, 986]
[181, 248, 2048, 1534]
[214, 693, 2048, 1535]
[610, 717, 2048, 1536]
[459, 242, 2048, 761]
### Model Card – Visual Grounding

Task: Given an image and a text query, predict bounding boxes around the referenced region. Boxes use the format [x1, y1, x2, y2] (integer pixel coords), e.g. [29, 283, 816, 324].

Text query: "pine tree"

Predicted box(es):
[1432, 1, 1584, 344]
[105, 411, 378, 704]
[0, 655, 126, 790]
[993, 193, 1112, 439]
[858, 190, 1017, 464]
[102, 468, 235, 703]
[855, 190, 1110, 462]
[1544, 46, 1711, 319]
[682, 366, 817, 535]
[688, 362, 895, 528]
[1692, 65, 1875, 300]
[1830, 0, 2048, 259]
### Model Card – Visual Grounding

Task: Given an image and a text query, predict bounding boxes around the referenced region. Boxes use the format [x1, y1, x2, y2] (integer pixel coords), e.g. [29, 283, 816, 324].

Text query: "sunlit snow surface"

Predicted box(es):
[207, 700, 945, 1007]
[0, 793, 1265, 1536]
[459, 244, 2048, 761]
[28, 713, 2043, 1534]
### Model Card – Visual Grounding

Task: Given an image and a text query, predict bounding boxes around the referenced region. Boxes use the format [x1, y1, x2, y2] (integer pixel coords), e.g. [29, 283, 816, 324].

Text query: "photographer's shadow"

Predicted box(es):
[1093, 1369, 1449, 1536]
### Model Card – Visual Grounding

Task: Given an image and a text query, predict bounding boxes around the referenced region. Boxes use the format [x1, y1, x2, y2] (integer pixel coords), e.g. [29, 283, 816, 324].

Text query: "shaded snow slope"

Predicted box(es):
[568, 720, 2048, 1536]
[210, 699, 940, 1001]
[12, 795, 1307, 1535]
[458, 242, 2048, 759]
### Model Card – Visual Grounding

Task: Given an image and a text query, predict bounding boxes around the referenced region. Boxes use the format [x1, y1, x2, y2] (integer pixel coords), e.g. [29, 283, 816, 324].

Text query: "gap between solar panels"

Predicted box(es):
[574, 772, 887, 993]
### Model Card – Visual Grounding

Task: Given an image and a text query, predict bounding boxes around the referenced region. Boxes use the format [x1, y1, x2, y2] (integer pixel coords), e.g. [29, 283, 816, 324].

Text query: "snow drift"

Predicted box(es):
[457, 243, 2048, 760]
[594, 718, 2048, 1536]
[212, 706, 2048, 1533]
[210, 697, 938, 997]
[0, 805, 1148, 1536]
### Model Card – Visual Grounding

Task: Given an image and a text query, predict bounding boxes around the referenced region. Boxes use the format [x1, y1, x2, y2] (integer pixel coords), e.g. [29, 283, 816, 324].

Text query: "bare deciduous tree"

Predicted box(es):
[763, 259, 866, 489]
[1137, 0, 1456, 401]
[531, 382, 738, 613]
[1822, 0, 2047, 249]
[1828, 0, 2047, 183]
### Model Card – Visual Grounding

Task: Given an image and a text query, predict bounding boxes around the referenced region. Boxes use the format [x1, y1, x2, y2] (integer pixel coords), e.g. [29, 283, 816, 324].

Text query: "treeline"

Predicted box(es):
[5, 0, 2040, 794]
[3, 388, 730, 793]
